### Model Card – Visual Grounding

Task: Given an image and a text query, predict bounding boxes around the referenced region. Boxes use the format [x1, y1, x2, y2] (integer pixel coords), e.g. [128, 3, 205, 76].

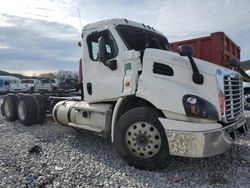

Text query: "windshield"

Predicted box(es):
[0, 79, 3, 86]
[116, 25, 170, 52]
[21, 79, 34, 84]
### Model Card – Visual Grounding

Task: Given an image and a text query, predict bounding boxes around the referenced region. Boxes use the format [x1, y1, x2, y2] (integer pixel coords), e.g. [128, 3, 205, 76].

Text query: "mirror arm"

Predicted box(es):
[102, 61, 108, 68]
[101, 60, 117, 71]
[188, 56, 204, 85]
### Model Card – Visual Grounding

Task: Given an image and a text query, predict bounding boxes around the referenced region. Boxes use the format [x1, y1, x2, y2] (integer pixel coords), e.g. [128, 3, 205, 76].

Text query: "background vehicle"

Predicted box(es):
[170, 32, 240, 69]
[58, 78, 79, 92]
[0, 76, 20, 95]
[1, 19, 248, 170]
[170, 32, 250, 109]
[9, 79, 40, 93]
[35, 78, 60, 93]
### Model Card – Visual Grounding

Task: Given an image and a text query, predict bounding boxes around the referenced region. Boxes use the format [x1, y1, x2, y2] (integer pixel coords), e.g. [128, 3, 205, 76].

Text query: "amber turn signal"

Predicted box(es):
[125, 81, 130, 87]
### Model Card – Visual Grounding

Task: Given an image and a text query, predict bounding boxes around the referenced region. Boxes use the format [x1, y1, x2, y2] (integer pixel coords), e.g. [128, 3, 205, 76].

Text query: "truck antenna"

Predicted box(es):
[77, 8, 83, 31]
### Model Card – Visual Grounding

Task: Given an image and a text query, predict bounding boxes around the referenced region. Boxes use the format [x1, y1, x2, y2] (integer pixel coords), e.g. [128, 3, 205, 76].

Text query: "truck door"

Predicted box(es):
[83, 29, 124, 102]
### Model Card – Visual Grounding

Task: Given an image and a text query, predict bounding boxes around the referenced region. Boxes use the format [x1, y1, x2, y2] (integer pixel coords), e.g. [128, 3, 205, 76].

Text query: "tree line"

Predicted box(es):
[37, 70, 78, 81]
[0, 70, 78, 81]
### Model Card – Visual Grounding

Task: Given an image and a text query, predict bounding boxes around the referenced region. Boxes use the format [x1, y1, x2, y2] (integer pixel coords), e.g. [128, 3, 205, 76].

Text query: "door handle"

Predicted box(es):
[87, 82, 92, 95]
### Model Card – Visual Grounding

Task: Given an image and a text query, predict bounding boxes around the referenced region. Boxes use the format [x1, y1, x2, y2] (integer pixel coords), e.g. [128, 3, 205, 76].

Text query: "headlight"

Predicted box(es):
[182, 94, 219, 120]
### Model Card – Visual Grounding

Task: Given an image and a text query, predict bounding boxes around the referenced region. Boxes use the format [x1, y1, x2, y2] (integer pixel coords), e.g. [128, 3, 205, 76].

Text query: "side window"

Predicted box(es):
[4, 80, 10, 85]
[91, 42, 99, 60]
[87, 30, 118, 61]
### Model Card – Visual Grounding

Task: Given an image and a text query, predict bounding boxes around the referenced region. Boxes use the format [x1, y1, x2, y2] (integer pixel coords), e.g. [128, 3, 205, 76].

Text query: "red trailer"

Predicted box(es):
[170, 32, 240, 69]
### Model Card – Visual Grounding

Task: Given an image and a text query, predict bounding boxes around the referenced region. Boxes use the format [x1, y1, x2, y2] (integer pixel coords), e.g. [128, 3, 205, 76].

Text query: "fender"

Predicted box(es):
[111, 98, 125, 142]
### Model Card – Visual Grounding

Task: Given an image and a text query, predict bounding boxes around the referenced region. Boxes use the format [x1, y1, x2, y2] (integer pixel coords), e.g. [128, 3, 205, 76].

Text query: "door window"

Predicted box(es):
[87, 30, 118, 61]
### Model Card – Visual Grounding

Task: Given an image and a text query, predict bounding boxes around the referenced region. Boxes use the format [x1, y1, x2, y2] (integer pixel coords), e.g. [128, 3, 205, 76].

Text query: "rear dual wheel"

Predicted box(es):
[17, 95, 47, 126]
[114, 107, 170, 170]
[17, 95, 37, 126]
[31, 95, 47, 124]
[2, 94, 47, 125]
[2, 94, 18, 121]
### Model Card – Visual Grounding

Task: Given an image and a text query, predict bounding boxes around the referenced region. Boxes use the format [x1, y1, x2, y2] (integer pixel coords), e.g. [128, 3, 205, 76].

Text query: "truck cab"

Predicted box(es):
[3, 19, 247, 170]
[52, 19, 248, 170]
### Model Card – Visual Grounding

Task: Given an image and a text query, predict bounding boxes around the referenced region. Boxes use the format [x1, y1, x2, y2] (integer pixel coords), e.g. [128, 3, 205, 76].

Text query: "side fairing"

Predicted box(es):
[136, 49, 220, 118]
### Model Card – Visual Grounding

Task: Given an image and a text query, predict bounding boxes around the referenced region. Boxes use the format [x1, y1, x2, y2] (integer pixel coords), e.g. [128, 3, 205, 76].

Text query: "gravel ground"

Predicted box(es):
[0, 100, 250, 187]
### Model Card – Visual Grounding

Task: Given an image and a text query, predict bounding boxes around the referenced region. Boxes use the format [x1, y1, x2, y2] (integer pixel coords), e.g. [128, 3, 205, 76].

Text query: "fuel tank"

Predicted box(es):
[52, 100, 112, 132]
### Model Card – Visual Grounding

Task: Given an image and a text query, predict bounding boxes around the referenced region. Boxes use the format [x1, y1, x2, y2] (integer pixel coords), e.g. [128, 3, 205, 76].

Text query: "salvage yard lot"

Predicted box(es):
[0, 98, 250, 187]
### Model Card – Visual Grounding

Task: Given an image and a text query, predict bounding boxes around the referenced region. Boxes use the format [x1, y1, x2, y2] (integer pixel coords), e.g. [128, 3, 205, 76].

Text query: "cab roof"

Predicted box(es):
[82, 18, 164, 36]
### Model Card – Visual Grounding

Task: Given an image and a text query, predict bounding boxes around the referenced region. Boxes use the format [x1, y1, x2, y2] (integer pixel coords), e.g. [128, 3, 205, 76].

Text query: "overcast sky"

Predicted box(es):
[0, 0, 249, 75]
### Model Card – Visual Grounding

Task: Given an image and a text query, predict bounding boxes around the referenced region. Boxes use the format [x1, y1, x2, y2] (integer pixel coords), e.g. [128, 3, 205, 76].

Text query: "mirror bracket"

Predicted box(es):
[103, 60, 117, 71]
[178, 45, 204, 85]
[229, 59, 240, 68]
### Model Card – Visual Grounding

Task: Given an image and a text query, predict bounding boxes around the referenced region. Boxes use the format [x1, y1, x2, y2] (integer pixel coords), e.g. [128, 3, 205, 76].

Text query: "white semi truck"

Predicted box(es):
[1, 19, 248, 170]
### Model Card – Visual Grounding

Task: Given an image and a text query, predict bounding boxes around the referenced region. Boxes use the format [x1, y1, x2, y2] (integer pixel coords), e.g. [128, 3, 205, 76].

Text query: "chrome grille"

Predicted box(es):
[224, 76, 244, 122]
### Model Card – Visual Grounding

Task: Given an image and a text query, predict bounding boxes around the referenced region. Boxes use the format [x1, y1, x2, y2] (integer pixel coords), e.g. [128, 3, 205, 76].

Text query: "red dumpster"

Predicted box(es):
[170, 32, 240, 69]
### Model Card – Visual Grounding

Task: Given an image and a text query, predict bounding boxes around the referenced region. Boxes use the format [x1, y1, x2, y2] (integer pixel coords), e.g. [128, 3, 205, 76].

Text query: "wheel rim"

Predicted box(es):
[244, 94, 250, 109]
[4, 100, 11, 117]
[126, 122, 162, 158]
[18, 101, 26, 120]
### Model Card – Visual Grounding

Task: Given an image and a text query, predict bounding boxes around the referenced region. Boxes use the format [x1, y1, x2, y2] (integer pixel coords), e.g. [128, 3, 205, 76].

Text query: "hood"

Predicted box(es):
[143, 48, 234, 76]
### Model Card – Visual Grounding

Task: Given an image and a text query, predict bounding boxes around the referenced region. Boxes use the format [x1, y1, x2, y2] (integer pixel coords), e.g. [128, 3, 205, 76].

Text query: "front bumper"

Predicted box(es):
[159, 117, 248, 157]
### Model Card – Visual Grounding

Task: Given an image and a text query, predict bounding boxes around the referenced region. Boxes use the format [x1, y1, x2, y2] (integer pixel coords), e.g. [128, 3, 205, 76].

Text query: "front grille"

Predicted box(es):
[224, 75, 244, 122]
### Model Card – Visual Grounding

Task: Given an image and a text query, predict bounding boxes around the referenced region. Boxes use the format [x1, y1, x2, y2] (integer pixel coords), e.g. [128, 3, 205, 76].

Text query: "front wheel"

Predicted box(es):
[114, 107, 169, 170]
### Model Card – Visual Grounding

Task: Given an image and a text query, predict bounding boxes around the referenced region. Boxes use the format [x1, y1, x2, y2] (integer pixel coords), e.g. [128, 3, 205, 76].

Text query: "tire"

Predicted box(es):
[114, 107, 169, 170]
[244, 88, 250, 110]
[31, 95, 47, 124]
[49, 99, 61, 113]
[2, 94, 18, 121]
[17, 95, 37, 126]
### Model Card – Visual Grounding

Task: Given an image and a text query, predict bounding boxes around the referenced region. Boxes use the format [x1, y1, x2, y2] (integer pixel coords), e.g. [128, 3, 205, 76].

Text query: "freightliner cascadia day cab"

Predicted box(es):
[52, 19, 248, 169]
[1, 19, 248, 170]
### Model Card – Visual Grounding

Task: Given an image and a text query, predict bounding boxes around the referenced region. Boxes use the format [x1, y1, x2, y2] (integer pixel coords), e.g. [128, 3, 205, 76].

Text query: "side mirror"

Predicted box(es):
[98, 36, 107, 62]
[178, 45, 194, 57]
[78, 41, 82, 47]
[229, 59, 240, 67]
